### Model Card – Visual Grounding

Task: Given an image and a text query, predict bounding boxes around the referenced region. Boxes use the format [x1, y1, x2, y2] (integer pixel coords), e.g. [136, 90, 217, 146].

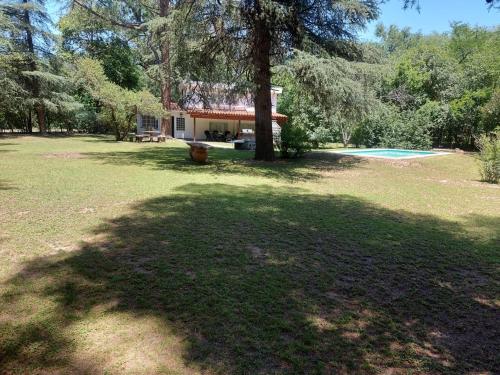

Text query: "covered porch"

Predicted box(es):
[184, 109, 287, 142]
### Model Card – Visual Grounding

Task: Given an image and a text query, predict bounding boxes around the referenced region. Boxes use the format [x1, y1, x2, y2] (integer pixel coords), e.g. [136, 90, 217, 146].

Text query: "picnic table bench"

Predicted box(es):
[135, 134, 149, 142]
[129, 133, 167, 142]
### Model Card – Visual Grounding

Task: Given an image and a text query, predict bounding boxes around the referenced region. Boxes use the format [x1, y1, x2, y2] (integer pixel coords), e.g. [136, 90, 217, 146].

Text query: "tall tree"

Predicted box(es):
[158, 0, 172, 136]
[73, 57, 165, 140]
[0, 8, 28, 132]
[282, 51, 381, 147]
[2, 0, 78, 134]
[69, 0, 188, 136]
[234, 0, 379, 160]
[2, 0, 55, 133]
[59, 5, 141, 90]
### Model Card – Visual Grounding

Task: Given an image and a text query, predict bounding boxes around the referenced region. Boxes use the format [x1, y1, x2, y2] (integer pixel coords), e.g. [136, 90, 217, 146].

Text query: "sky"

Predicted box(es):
[359, 0, 500, 41]
[47, 0, 499, 40]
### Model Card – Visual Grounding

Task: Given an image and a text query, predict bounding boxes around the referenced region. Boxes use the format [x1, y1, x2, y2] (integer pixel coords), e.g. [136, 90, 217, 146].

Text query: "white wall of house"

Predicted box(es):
[172, 112, 193, 139]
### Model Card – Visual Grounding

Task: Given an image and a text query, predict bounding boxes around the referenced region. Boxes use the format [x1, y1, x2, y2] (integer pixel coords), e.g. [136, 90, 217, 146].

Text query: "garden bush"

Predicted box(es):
[476, 131, 499, 184]
[354, 103, 433, 149]
[276, 122, 312, 158]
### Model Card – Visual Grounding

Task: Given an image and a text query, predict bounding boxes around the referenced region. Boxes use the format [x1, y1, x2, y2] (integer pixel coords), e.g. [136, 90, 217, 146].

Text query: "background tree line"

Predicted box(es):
[277, 22, 499, 153]
[0, 1, 498, 158]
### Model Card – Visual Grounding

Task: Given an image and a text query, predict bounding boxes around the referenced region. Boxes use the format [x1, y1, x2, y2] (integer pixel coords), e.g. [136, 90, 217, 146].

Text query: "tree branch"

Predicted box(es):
[72, 0, 145, 30]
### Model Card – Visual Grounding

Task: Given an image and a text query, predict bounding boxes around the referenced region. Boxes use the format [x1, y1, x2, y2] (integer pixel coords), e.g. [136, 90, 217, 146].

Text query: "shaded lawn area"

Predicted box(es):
[83, 143, 364, 182]
[0, 135, 499, 374]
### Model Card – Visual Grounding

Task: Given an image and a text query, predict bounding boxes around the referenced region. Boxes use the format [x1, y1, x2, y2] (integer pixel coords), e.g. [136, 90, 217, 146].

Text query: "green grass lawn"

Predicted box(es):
[0, 135, 498, 374]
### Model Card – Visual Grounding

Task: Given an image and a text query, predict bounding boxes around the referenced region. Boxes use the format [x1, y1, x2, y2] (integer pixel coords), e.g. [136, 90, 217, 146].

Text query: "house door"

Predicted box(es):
[175, 117, 186, 139]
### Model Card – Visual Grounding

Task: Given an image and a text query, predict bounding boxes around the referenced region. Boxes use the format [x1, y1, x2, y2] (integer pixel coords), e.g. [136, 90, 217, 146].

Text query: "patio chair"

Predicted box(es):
[204, 130, 213, 141]
[212, 130, 220, 141]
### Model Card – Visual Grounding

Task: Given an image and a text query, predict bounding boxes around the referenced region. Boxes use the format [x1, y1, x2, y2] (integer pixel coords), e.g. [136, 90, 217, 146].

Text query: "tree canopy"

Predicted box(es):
[73, 57, 165, 140]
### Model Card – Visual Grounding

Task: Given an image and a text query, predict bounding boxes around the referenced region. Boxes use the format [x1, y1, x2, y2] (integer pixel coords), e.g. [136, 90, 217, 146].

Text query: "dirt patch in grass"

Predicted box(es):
[381, 159, 424, 168]
[43, 152, 87, 159]
[422, 177, 500, 188]
[69, 313, 200, 375]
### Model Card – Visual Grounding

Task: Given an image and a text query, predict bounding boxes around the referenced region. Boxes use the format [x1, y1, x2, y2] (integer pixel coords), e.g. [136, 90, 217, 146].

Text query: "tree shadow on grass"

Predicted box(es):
[1, 184, 498, 374]
[0, 179, 17, 190]
[79, 134, 122, 143]
[0, 142, 18, 154]
[84, 146, 365, 181]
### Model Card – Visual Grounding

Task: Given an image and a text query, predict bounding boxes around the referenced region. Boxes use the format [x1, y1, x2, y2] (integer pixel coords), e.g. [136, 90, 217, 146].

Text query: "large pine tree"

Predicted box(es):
[2, 0, 55, 133]
[70, 0, 183, 136]
[238, 0, 379, 160]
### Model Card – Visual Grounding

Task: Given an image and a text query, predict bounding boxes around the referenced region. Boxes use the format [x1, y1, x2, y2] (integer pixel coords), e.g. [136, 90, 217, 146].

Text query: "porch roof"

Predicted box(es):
[186, 109, 288, 125]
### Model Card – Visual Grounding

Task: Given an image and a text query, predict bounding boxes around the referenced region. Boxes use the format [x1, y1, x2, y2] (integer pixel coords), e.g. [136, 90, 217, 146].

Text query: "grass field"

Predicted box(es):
[0, 135, 498, 374]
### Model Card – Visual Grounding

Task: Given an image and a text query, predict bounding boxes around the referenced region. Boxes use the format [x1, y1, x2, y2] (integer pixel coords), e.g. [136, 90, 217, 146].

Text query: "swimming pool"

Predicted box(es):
[334, 148, 449, 159]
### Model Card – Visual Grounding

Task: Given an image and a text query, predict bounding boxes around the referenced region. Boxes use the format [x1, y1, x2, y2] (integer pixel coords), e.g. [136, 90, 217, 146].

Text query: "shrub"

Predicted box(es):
[481, 89, 500, 133]
[355, 103, 436, 150]
[388, 110, 433, 149]
[307, 126, 334, 148]
[355, 104, 400, 147]
[276, 122, 312, 158]
[476, 131, 499, 184]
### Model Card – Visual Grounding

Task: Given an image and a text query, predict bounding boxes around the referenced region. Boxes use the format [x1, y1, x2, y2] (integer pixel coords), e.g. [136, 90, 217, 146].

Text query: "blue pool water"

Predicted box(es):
[337, 149, 440, 159]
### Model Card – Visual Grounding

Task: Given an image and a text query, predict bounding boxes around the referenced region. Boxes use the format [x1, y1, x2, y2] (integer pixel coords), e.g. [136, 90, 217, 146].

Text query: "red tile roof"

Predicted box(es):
[185, 108, 288, 125]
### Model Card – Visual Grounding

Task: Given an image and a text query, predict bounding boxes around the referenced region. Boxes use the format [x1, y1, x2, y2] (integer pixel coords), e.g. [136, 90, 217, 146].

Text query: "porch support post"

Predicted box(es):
[193, 117, 196, 141]
[238, 120, 241, 135]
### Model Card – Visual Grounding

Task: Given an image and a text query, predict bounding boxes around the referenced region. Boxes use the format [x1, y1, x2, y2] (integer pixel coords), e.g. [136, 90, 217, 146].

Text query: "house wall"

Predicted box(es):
[171, 112, 194, 139]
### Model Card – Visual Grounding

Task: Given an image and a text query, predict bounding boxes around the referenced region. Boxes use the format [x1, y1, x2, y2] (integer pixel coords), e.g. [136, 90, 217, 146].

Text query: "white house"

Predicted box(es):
[136, 82, 287, 140]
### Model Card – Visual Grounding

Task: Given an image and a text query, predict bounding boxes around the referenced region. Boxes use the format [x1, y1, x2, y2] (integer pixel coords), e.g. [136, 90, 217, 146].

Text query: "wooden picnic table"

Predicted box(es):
[135, 131, 166, 142]
[143, 131, 158, 142]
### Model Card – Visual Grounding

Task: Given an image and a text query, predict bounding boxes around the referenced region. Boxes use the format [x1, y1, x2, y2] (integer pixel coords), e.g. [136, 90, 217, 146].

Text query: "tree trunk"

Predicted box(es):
[111, 109, 121, 141]
[159, 0, 172, 137]
[252, 11, 275, 161]
[35, 103, 46, 134]
[341, 125, 351, 148]
[27, 111, 32, 133]
[23, 0, 46, 134]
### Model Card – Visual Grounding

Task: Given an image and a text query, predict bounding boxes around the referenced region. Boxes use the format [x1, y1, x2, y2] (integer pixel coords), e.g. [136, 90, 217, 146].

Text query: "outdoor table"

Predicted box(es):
[142, 131, 162, 142]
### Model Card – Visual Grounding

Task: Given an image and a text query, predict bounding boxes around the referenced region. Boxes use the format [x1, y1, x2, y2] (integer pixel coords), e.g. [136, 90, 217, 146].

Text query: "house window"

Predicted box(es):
[176, 117, 185, 131]
[209, 122, 228, 132]
[142, 115, 158, 130]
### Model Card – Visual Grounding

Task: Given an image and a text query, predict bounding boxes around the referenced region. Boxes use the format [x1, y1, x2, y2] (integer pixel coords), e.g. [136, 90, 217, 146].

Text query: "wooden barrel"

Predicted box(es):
[187, 142, 211, 163]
